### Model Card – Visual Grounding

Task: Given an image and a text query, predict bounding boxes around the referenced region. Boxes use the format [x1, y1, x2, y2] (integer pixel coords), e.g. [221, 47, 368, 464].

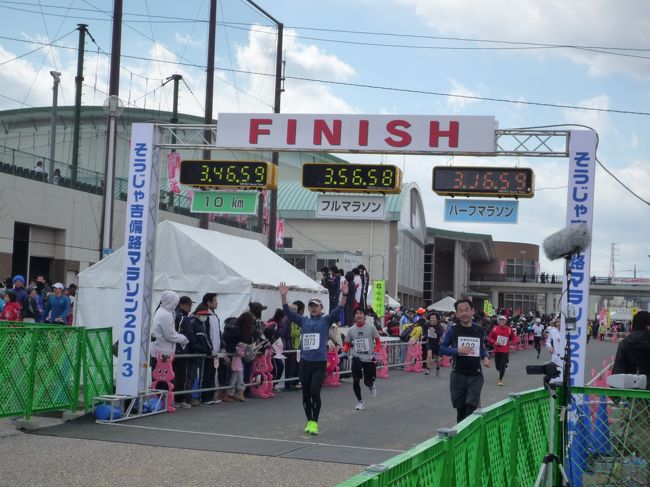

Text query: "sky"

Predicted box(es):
[0, 0, 649, 277]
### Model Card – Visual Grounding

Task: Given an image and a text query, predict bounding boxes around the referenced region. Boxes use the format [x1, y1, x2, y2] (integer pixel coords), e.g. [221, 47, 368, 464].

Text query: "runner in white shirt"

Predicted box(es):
[340, 307, 381, 411]
[545, 320, 563, 383]
[532, 320, 545, 359]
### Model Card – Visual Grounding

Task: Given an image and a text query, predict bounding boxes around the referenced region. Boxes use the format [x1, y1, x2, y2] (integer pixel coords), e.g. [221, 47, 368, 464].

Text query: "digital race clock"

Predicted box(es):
[432, 166, 534, 198]
[179, 160, 277, 190]
[302, 163, 402, 194]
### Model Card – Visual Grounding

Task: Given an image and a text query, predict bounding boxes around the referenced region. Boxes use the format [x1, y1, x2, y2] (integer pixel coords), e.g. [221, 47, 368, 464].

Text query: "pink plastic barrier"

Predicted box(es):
[405, 341, 423, 372]
[249, 349, 275, 399]
[324, 347, 341, 387]
[151, 352, 176, 413]
[376, 344, 389, 379]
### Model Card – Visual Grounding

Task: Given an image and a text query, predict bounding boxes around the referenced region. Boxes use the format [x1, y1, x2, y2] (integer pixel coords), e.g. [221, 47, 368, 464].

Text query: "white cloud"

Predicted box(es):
[563, 94, 613, 136]
[391, 0, 650, 80]
[629, 133, 639, 148]
[175, 33, 201, 48]
[446, 79, 480, 111]
[231, 24, 358, 113]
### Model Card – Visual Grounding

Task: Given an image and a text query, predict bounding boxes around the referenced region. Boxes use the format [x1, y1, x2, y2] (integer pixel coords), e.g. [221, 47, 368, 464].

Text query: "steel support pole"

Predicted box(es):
[99, 0, 123, 259]
[70, 24, 87, 183]
[199, 0, 217, 230]
[48, 72, 61, 183]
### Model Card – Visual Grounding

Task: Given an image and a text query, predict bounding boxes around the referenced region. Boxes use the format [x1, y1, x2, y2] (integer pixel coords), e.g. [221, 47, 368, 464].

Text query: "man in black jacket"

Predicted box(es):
[173, 296, 195, 408]
[613, 311, 650, 388]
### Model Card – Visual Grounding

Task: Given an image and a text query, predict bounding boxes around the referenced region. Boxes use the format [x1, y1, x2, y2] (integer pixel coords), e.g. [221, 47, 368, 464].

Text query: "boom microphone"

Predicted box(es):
[542, 223, 591, 260]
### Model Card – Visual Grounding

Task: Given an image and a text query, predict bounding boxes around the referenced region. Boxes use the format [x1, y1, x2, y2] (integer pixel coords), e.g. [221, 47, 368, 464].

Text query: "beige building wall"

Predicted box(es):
[0, 173, 263, 283]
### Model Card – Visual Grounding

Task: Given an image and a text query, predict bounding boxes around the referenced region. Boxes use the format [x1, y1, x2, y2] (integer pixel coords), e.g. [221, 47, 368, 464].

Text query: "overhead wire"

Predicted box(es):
[513, 123, 650, 207]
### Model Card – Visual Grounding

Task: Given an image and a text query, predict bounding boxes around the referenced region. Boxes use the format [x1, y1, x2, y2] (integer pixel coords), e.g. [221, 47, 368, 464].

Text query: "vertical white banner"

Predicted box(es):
[116, 123, 160, 396]
[560, 130, 597, 386]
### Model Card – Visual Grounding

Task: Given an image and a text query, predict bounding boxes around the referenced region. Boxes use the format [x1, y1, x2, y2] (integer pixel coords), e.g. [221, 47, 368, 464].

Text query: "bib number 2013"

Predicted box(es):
[303, 333, 320, 351]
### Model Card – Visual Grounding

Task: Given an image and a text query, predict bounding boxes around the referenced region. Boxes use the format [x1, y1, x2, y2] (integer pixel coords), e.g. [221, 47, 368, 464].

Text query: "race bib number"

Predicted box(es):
[427, 328, 437, 339]
[354, 337, 370, 353]
[496, 335, 508, 346]
[458, 336, 480, 357]
[302, 333, 320, 351]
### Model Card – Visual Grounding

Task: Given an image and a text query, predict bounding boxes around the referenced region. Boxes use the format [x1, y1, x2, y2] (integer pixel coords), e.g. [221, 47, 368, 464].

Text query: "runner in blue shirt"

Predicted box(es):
[44, 283, 70, 324]
[280, 279, 348, 435]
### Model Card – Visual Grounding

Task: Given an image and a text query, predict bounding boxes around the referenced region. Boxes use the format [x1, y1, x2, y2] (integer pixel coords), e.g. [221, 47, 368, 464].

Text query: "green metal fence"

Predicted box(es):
[0, 322, 114, 419]
[339, 387, 650, 487]
[566, 386, 649, 487]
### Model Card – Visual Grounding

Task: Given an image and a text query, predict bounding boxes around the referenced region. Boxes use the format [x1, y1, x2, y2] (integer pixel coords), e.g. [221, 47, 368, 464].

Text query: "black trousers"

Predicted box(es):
[351, 357, 376, 401]
[494, 352, 509, 380]
[200, 356, 216, 402]
[284, 350, 298, 389]
[173, 357, 199, 403]
[299, 360, 326, 422]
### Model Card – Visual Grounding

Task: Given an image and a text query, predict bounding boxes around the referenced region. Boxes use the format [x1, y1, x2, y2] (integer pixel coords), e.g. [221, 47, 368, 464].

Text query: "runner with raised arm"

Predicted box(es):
[280, 279, 348, 435]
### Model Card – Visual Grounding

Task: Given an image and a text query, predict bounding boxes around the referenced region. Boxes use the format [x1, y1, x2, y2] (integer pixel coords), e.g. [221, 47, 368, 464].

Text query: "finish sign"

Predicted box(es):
[191, 191, 259, 214]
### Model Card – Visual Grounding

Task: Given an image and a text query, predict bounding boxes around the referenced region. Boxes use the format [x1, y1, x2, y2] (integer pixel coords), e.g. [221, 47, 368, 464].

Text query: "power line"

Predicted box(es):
[515, 123, 650, 207]
[0, 29, 76, 67]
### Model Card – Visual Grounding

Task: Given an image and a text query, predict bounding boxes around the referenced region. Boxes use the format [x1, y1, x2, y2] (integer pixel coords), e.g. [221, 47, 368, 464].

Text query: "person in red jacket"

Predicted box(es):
[488, 315, 515, 386]
[0, 290, 22, 322]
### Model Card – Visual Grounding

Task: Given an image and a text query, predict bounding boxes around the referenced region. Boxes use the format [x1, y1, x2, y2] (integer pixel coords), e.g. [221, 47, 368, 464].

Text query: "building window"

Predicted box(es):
[505, 258, 536, 280]
[410, 192, 417, 229]
[316, 258, 337, 271]
[284, 256, 306, 271]
[503, 293, 538, 315]
[283, 237, 293, 248]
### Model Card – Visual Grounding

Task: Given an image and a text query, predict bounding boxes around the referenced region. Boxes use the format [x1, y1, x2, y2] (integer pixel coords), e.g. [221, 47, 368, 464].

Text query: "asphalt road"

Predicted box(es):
[0, 340, 619, 487]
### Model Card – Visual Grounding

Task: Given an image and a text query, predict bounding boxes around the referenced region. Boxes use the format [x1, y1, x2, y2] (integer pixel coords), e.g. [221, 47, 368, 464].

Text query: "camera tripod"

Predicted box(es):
[534, 380, 570, 487]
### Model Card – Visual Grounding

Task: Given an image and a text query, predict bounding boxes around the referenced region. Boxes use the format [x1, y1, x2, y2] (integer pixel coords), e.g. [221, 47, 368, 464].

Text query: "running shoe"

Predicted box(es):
[304, 420, 313, 433]
[497, 381, 504, 386]
[310, 422, 319, 435]
[355, 400, 366, 410]
[369, 385, 377, 398]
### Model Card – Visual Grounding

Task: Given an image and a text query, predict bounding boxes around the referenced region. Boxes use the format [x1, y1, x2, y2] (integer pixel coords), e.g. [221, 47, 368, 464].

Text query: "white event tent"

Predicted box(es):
[75, 220, 328, 335]
[427, 296, 456, 313]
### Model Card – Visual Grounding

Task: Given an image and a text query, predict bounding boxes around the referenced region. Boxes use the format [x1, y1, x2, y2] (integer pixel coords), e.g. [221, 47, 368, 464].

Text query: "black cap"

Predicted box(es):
[179, 296, 194, 305]
[249, 302, 268, 314]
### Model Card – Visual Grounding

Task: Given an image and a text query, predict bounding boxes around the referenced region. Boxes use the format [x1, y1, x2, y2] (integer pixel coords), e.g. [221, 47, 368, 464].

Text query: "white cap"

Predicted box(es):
[53, 282, 64, 289]
[497, 315, 507, 321]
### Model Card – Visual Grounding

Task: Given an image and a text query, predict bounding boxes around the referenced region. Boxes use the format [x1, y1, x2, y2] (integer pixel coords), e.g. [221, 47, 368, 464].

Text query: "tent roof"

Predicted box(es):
[610, 311, 632, 321]
[78, 220, 324, 294]
[427, 296, 456, 312]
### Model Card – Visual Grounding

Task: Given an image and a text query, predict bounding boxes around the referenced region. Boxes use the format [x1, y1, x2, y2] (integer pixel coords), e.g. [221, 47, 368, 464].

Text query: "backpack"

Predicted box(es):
[400, 324, 415, 342]
[222, 317, 240, 353]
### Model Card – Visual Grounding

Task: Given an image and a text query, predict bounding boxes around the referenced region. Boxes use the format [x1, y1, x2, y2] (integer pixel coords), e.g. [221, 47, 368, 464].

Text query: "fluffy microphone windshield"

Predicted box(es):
[542, 223, 591, 260]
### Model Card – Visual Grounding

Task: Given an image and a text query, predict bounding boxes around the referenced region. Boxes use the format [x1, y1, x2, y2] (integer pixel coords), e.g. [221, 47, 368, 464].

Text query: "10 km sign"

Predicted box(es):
[191, 191, 259, 214]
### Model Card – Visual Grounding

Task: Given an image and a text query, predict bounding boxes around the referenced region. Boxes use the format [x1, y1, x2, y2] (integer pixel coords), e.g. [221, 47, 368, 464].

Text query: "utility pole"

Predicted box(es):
[100, 0, 123, 259]
[70, 24, 88, 183]
[199, 0, 217, 230]
[48, 71, 61, 184]
[246, 0, 284, 251]
[169, 74, 182, 210]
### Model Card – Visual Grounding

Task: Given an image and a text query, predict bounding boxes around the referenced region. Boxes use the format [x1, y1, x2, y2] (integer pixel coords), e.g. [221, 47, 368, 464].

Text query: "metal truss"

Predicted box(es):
[494, 129, 569, 157]
[155, 123, 571, 158]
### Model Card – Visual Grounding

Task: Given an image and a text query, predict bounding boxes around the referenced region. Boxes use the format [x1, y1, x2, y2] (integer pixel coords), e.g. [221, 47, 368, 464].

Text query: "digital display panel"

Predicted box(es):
[302, 163, 402, 194]
[179, 160, 276, 189]
[432, 166, 534, 198]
